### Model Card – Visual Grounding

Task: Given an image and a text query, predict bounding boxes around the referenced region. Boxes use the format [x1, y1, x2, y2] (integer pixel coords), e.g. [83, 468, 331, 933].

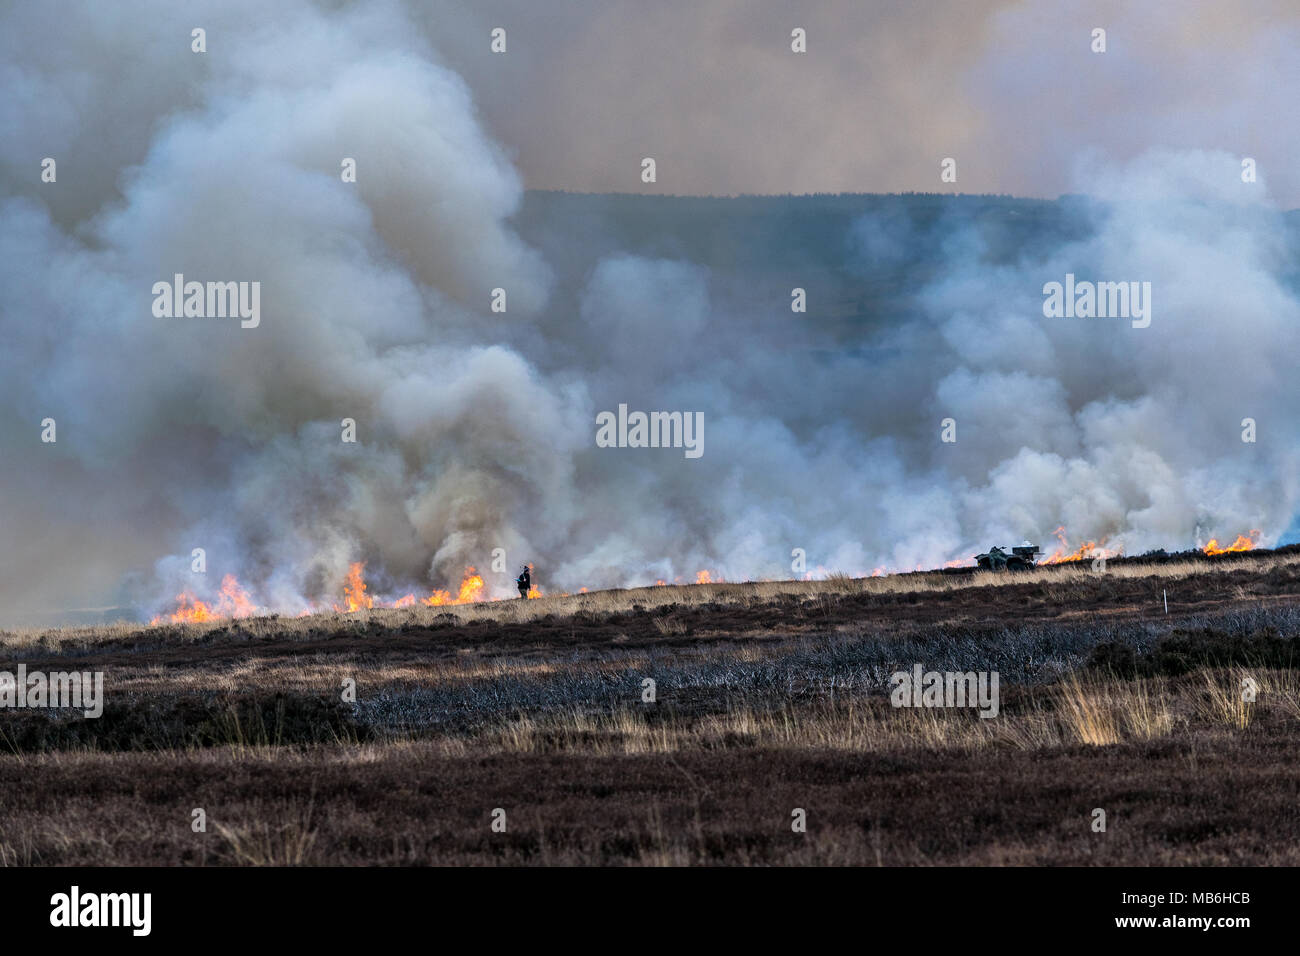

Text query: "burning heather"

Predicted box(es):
[420, 567, 487, 607]
[339, 562, 374, 613]
[1204, 530, 1262, 556]
[1039, 527, 1121, 565]
[150, 574, 257, 625]
[148, 562, 569, 623]
[143, 536, 1277, 626]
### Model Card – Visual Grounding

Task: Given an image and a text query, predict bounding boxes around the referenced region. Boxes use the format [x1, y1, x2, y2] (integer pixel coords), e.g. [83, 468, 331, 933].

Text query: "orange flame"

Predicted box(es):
[151, 592, 211, 625]
[151, 573, 257, 624]
[217, 574, 257, 617]
[1042, 542, 1099, 564]
[422, 566, 485, 606]
[1041, 528, 1120, 565]
[1204, 530, 1261, 555]
[340, 561, 374, 612]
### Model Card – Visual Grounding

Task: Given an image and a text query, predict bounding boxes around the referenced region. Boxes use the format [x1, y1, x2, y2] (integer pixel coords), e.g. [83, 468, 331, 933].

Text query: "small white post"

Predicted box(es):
[1163, 590, 1168, 614]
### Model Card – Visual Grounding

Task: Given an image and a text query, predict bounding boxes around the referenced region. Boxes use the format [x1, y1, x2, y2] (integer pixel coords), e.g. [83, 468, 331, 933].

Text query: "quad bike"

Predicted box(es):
[974, 545, 1042, 571]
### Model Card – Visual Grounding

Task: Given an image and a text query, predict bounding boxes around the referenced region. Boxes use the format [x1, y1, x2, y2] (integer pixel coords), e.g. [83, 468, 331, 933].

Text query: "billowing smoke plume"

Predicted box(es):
[1, 1, 1298, 623]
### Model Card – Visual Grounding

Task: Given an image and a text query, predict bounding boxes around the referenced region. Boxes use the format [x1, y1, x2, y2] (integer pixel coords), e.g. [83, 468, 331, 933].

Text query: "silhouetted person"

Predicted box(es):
[516, 565, 531, 599]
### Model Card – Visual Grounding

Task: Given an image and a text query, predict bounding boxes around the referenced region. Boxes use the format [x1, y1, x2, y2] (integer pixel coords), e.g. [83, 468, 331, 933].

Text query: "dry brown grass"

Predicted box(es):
[212, 798, 319, 866]
[6, 720, 1297, 866]
[650, 616, 690, 636]
[1196, 668, 1258, 730]
[462, 669, 1281, 758]
[1054, 674, 1171, 745]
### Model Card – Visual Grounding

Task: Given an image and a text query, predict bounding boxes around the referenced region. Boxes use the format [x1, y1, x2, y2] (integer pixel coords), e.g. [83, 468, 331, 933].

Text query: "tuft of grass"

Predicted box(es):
[1116, 677, 1176, 741]
[1197, 669, 1256, 730]
[823, 571, 860, 594]
[0, 827, 36, 867]
[1054, 674, 1175, 746]
[651, 616, 689, 636]
[213, 798, 319, 866]
[1055, 675, 1121, 746]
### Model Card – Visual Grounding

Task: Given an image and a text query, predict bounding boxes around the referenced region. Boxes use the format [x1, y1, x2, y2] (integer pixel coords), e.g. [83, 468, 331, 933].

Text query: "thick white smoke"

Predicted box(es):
[928, 151, 1300, 559]
[1, 0, 574, 619]
[1, 1, 1297, 624]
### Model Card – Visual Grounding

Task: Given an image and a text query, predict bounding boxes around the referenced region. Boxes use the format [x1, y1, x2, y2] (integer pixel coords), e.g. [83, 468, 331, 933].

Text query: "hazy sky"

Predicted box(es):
[419, 0, 1300, 205]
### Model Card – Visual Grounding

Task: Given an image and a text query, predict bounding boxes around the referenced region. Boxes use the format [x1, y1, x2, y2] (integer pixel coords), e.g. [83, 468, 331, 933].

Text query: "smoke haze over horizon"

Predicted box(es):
[2, 0, 1298, 624]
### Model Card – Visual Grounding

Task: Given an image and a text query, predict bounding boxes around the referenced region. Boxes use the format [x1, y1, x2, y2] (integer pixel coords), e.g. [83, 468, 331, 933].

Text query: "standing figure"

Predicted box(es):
[516, 565, 531, 599]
